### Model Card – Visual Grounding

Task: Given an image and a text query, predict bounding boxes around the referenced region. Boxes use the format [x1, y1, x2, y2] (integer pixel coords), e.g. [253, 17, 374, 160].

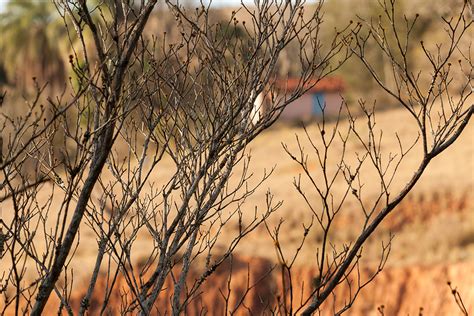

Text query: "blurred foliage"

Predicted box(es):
[0, 1, 67, 92]
[0, 0, 468, 103]
[317, 0, 467, 104]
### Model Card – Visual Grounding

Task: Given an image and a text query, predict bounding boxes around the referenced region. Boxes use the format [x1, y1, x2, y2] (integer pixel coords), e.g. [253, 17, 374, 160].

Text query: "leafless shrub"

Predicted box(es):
[265, 0, 472, 315]
[0, 0, 351, 314]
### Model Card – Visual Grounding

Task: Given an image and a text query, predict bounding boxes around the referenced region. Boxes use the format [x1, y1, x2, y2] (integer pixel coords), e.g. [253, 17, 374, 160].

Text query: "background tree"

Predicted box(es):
[0, 1, 67, 92]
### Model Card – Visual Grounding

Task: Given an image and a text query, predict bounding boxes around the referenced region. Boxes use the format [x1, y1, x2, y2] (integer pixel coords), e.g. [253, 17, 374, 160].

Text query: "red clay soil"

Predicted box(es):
[55, 256, 472, 315]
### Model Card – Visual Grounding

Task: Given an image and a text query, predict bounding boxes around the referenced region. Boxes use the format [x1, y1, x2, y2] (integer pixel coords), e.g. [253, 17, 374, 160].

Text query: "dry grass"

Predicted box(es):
[1, 104, 472, 282]
[226, 104, 474, 267]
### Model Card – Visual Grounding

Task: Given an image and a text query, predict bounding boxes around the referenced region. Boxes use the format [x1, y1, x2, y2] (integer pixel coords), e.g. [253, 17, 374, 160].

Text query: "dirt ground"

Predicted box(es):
[232, 105, 474, 267]
[1, 104, 473, 314]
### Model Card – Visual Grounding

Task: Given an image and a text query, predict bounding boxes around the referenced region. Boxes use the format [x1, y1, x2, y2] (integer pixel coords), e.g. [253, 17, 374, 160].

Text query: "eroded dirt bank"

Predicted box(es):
[61, 256, 472, 315]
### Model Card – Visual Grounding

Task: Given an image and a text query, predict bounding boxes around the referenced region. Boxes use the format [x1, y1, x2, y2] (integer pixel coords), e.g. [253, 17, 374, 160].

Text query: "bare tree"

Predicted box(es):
[0, 0, 471, 315]
[0, 0, 351, 314]
[267, 0, 473, 314]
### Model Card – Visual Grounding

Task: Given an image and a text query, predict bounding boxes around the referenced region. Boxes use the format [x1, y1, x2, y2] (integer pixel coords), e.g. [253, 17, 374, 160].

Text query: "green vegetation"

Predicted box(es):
[0, 1, 67, 91]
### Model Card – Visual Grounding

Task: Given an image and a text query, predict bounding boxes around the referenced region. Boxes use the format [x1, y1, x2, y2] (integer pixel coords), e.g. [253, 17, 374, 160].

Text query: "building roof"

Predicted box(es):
[275, 76, 345, 93]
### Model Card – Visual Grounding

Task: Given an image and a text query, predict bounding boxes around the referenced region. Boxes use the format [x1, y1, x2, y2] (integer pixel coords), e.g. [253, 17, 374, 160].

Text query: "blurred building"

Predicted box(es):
[252, 77, 345, 124]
